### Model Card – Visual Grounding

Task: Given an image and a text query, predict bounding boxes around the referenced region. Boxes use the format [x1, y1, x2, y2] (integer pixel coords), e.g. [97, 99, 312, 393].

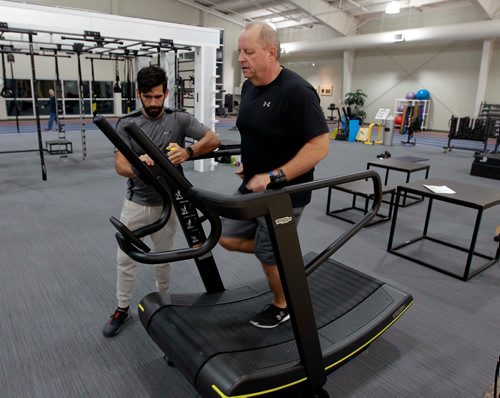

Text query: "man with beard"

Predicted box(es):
[103, 65, 220, 337]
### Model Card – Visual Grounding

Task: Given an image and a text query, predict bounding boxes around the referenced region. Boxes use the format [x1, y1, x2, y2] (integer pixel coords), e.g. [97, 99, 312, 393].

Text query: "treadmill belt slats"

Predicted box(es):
[146, 258, 411, 397]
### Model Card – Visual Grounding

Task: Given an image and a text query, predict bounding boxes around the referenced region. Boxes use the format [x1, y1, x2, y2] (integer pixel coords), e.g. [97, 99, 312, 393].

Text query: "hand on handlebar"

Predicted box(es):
[166, 143, 189, 165]
[245, 172, 271, 193]
[235, 165, 244, 179]
[139, 154, 154, 166]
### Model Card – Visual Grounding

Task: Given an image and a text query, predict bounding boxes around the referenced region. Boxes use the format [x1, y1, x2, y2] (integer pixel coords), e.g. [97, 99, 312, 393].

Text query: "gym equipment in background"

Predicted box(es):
[364, 123, 383, 145]
[444, 115, 497, 153]
[415, 89, 430, 100]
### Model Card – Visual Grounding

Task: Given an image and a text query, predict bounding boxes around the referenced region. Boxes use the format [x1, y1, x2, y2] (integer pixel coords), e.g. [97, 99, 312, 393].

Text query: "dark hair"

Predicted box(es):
[137, 65, 168, 93]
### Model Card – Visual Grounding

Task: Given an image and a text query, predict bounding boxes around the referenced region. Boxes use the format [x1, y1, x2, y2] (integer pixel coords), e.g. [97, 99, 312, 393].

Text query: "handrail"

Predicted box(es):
[93, 115, 174, 245]
[120, 119, 382, 268]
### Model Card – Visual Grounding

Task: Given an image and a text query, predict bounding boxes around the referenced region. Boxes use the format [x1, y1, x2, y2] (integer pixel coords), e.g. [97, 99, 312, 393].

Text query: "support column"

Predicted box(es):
[474, 39, 495, 117]
[113, 92, 122, 116]
[194, 45, 217, 172]
[163, 52, 176, 110]
[342, 49, 354, 103]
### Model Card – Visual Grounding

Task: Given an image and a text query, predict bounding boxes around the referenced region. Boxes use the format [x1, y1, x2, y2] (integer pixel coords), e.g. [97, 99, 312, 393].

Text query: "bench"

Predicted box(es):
[326, 180, 396, 227]
[45, 139, 73, 155]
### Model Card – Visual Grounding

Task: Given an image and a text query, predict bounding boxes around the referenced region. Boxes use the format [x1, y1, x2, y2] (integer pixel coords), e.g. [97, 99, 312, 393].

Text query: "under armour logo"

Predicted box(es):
[263, 101, 271, 107]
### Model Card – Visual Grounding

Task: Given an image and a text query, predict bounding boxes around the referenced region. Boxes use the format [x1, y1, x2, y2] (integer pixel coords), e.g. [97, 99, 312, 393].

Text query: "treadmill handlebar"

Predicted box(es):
[123, 122, 193, 193]
[93, 115, 174, 241]
[94, 115, 222, 265]
[189, 144, 240, 161]
[95, 115, 382, 265]
[124, 119, 382, 220]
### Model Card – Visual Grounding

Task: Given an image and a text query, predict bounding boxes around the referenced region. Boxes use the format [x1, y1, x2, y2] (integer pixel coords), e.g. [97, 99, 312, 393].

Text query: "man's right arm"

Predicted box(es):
[115, 151, 134, 178]
[115, 151, 155, 178]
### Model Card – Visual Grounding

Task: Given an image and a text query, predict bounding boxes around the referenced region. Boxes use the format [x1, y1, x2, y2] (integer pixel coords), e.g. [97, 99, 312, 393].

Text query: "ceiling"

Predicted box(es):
[176, 0, 500, 36]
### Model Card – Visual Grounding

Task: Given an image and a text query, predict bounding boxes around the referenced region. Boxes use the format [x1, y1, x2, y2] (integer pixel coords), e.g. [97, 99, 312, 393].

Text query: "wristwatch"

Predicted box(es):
[186, 146, 194, 158]
[267, 168, 287, 189]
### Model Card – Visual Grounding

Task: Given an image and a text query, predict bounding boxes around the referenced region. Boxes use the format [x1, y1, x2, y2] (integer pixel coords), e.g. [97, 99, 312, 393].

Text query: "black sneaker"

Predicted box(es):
[250, 304, 290, 329]
[103, 307, 129, 337]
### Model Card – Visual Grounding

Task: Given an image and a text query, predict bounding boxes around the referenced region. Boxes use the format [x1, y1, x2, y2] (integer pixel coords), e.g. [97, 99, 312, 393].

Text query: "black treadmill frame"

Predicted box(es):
[94, 115, 413, 397]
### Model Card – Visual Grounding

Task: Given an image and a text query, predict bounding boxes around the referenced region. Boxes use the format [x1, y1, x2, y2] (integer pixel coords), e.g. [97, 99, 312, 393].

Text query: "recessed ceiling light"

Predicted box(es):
[385, 1, 401, 14]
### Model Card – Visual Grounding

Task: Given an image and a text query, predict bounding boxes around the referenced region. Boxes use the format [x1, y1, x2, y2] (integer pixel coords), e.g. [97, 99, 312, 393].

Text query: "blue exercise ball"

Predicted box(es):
[406, 92, 416, 99]
[416, 89, 430, 100]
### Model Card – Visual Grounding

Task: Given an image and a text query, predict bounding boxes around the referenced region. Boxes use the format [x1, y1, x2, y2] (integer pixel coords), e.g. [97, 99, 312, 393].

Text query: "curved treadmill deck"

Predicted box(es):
[140, 255, 412, 398]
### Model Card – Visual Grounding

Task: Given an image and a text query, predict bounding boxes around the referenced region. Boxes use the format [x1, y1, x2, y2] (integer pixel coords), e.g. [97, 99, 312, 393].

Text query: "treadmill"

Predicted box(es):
[94, 116, 413, 398]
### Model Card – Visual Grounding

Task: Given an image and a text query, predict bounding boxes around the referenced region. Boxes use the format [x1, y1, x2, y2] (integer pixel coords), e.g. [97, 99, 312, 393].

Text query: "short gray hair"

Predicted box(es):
[243, 21, 281, 60]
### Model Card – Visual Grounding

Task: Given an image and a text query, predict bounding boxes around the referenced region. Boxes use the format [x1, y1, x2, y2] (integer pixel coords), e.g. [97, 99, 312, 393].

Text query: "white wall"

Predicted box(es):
[281, 39, 499, 131]
[2, 0, 499, 129]
[359, 4, 486, 34]
[202, 15, 242, 97]
[485, 40, 500, 103]
[14, 0, 200, 25]
[283, 53, 344, 116]
[353, 42, 484, 130]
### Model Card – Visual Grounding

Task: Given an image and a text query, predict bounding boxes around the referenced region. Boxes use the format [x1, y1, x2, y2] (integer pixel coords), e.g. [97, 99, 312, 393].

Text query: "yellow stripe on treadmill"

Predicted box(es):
[211, 301, 413, 398]
[325, 301, 413, 371]
[212, 377, 307, 398]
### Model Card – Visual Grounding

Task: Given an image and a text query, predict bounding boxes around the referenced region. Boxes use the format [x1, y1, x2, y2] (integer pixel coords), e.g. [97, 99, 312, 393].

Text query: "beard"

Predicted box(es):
[142, 104, 163, 118]
[139, 97, 164, 119]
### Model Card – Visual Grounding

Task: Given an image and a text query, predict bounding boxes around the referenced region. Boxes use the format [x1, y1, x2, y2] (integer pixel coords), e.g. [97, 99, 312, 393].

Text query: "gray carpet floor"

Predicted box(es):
[0, 125, 499, 398]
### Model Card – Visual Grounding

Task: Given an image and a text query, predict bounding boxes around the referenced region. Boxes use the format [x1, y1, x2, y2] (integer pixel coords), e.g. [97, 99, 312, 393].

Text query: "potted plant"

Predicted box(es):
[344, 89, 367, 122]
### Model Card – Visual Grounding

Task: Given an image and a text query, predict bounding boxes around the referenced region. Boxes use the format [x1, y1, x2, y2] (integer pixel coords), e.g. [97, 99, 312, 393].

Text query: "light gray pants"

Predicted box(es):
[116, 199, 177, 308]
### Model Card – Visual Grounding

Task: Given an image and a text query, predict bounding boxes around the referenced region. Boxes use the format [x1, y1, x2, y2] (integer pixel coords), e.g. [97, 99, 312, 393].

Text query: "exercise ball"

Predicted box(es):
[397, 104, 405, 113]
[405, 92, 416, 99]
[416, 89, 430, 100]
[395, 115, 403, 126]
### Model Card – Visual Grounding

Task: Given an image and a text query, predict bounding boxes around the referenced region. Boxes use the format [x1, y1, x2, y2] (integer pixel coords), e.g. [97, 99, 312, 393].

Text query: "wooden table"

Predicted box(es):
[387, 177, 500, 281]
[367, 158, 430, 206]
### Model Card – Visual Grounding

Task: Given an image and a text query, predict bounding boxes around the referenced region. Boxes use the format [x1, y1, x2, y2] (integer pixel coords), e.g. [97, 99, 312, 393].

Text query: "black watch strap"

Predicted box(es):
[186, 146, 194, 158]
[267, 168, 287, 189]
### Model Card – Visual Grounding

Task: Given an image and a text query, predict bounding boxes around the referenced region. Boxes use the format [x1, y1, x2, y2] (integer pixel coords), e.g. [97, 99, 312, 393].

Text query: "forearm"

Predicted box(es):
[246, 133, 329, 192]
[275, 133, 330, 181]
[188, 130, 220, 157]
[115, 151, 135, 178]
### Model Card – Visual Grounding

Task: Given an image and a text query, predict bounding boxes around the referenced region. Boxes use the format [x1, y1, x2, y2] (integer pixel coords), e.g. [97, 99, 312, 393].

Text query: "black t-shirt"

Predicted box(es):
[236, 67, 328, 207]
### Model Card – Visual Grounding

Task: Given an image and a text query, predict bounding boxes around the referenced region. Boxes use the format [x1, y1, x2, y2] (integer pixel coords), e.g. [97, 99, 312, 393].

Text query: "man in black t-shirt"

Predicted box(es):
[219, 22, 330, 328]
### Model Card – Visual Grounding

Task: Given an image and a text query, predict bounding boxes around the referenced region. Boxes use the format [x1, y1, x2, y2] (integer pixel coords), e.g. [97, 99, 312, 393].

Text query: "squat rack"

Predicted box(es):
[0, 23, 47, 180]
[0, 23, 192, 180]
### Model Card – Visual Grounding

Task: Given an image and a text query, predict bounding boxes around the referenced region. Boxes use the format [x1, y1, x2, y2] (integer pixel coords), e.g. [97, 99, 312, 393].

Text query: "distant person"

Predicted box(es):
[218, 22, 330, 328]
[42, 89, 57, 131]
[103, 65, 220, 337]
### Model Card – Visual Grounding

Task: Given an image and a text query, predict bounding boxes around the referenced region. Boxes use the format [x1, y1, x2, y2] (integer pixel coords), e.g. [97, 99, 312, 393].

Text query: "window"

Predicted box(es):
[5, 79, 32, 98]
[5, 100, 33, 116]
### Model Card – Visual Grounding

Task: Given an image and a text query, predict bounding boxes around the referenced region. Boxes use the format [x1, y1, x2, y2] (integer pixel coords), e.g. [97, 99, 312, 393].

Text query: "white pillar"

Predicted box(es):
[194, 45, 217, 172]
[163, 52, 176, 109]
[474, 39, 495, 117]
[342, 49, 354, 104]
[113, 92, 122, 116]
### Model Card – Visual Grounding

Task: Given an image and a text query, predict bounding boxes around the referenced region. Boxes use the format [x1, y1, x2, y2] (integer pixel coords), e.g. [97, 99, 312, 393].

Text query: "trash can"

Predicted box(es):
[348, 119, 359, 142]
[383, 116, 394, 146]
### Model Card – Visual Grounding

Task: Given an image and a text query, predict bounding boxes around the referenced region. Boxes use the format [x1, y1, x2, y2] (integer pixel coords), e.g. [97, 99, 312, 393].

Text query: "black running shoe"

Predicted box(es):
[250, 304, 290, 329]
[103, 307, 129, 337]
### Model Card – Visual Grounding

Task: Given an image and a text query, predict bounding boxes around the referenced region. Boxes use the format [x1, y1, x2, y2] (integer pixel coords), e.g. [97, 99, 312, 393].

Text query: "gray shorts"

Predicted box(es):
[221, 204, 304, 265]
